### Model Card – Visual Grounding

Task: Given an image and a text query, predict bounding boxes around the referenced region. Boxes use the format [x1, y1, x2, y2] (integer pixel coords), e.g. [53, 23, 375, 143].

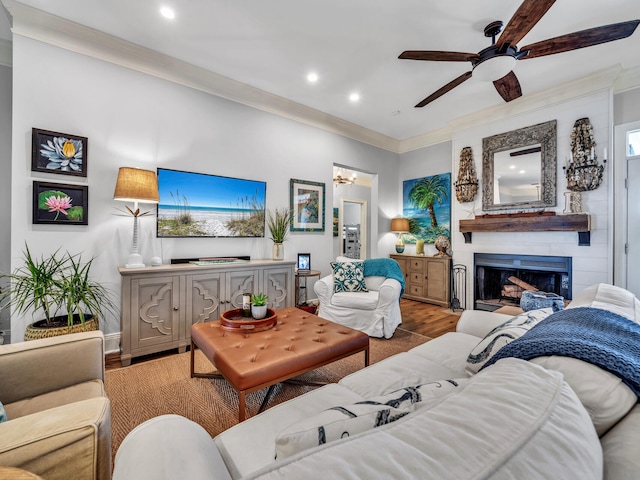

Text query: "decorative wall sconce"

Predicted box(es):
[454, 146, 479, 203]
[563, 117, 606, 213]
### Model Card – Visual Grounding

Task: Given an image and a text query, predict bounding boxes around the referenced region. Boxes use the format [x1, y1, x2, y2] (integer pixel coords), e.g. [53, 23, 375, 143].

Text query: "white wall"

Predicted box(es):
[0, 64, 11, 342]
[450, 91, 611, 307]
[10, 35, 398, 341]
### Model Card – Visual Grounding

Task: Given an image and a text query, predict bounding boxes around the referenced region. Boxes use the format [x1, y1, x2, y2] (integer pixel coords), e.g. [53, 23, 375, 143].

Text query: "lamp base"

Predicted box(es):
[125, 253, 145, 268]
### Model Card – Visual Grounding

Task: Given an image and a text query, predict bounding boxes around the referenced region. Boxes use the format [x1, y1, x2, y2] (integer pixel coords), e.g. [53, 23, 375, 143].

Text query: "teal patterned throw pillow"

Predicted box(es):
[0, 400, 7, 423]
[331, 261, 368, 293]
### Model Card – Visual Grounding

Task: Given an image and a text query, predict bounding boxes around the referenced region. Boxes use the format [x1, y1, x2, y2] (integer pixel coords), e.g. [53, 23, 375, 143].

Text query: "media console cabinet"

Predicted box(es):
[118, 259, 295, 366]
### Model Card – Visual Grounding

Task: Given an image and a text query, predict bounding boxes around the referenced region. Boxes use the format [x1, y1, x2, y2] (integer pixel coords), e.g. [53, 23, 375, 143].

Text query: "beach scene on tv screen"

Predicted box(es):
[157, 168, 266, 237]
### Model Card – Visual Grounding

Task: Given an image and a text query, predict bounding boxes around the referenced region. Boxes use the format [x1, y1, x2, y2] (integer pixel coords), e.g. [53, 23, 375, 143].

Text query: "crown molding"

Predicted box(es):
[0, 37, 11, 66]
[614, 65, 640, 93]
[3, 0, 401, 153]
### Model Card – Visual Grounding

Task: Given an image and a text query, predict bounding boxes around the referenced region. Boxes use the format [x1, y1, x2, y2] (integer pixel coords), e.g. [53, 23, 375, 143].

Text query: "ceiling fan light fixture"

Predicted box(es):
[472, 55, 517, 82]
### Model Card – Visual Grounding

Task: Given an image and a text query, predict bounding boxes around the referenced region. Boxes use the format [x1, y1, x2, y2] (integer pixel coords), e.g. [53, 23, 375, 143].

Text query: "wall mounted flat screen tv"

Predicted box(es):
[157, 168, 266, 238]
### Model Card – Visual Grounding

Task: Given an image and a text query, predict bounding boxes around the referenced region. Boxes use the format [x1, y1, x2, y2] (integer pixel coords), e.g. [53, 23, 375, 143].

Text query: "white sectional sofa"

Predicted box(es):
[113, 283, 640, 480]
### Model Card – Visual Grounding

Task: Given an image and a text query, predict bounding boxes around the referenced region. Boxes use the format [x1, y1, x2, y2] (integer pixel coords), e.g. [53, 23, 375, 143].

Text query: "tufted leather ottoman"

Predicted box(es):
[190, 307, 369, 421]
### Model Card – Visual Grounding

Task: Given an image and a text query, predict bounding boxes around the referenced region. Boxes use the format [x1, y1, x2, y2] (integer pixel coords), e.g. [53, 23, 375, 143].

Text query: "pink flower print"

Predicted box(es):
[45, 195, 72, 220]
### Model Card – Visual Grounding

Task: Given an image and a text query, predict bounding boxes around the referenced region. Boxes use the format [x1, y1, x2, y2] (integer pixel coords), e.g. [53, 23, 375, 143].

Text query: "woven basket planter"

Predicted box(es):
[24, 315, 99, 341]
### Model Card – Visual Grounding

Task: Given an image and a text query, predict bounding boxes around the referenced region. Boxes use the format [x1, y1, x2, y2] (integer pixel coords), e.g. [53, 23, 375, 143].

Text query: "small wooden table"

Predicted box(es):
[190, 307, 369, 421]
[295, 269, 321, 307]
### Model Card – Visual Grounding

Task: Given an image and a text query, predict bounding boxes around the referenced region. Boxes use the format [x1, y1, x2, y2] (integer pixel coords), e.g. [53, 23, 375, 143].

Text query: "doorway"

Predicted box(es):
[614, 121, 640, 296]
[340, 198, 367, 259]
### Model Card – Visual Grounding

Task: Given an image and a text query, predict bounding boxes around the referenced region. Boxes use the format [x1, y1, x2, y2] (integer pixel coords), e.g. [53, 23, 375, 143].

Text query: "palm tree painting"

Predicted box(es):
[403, 173, 451, 243]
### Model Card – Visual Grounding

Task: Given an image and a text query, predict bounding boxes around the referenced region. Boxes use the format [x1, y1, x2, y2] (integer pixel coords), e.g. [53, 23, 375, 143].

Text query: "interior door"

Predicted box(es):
[627, 156, 640, 296]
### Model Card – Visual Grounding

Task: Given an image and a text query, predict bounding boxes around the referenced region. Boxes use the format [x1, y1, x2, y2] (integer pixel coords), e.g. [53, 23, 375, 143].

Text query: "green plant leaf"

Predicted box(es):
[66, 206, 84, 222]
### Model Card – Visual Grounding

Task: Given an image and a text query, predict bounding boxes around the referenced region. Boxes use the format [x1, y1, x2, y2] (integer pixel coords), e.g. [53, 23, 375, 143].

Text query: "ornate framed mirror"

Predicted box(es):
[482, 120, 557, 211]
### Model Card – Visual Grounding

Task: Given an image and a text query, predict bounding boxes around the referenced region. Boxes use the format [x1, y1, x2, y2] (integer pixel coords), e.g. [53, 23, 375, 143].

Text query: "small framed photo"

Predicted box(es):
[298, 253, 311, 271]
[290, 178, 325, 232]
[32, 128, 88, 177]
[33, 181, 88, 225]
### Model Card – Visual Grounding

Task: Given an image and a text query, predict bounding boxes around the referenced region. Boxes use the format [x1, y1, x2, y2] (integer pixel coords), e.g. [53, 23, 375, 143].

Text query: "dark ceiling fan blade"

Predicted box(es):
[415, 71, 472, 107]
[399, 51, 478, 62]
[493, 71, 522, 102]
[498, 0, 556, 49]
[520, 20, 640, 59]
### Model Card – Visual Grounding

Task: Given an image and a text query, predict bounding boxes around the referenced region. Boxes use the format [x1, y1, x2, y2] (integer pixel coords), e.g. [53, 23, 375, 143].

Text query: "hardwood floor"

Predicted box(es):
[399, 298, 461, 338]
[105, 299, 460, 370]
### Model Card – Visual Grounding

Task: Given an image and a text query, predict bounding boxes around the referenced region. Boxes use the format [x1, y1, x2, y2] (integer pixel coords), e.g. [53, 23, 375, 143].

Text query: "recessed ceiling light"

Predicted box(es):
[306, 72, 319, 83]
[519, 170, 526, 174]
[160, 6, 175, 19]
[349, 92, 360, 103]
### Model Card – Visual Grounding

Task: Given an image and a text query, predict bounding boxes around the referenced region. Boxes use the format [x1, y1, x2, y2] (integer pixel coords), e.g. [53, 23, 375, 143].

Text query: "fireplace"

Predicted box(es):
[474, 253, 572, 311]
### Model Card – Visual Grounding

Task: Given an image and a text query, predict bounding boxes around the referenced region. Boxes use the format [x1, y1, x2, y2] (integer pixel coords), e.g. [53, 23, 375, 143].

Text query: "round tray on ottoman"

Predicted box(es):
[220, 308, 277, 333]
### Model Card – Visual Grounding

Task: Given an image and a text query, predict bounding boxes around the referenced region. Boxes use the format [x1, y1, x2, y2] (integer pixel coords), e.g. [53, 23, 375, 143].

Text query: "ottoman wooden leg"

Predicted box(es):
[239, 390, 246, 422]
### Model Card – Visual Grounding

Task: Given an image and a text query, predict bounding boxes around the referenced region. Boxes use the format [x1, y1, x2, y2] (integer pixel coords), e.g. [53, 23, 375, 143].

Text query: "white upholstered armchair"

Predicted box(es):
[314, 258, 404, 338]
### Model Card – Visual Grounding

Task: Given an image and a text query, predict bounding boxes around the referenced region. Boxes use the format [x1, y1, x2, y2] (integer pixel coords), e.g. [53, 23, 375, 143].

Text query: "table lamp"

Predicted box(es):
[113, 167, 159, 268]
[390, 218, 410, 253]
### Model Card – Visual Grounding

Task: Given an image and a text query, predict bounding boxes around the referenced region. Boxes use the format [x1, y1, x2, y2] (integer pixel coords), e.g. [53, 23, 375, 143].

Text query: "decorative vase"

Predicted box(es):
[416, 240, 425, 255]
[251, 305, 268, 319]
[272, 243, 284, 261]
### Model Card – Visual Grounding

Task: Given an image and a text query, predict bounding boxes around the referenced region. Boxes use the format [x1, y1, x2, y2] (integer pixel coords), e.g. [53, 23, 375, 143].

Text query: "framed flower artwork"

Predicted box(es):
[290, 178, 325, 232]
[31, 128, 88, 177]
[33, 181, 89, 225]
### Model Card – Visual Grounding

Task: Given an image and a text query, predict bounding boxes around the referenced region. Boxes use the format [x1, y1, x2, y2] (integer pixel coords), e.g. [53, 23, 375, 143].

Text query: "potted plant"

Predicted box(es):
[0, 245, 118, 340]
[251, 292, 268, 319]
[266, 207, 291, 261]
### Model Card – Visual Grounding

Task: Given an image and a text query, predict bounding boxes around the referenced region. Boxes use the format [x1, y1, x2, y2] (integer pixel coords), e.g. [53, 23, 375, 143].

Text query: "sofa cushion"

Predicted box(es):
[330, 261, 368, 293]
[530, 355, 637, 436]
[601, 403, 640, 479]
[567, 283, 640, 323]
[275, 379, 466, 459]
[331, 291, 378, 310]
[465, 308, 553, 374]
[4, 379, 105, 420]
[250, 359, 602, 480]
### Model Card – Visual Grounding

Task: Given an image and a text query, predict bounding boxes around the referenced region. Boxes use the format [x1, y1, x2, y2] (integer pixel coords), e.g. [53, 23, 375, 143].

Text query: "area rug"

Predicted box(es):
[105, 327, 429, 458]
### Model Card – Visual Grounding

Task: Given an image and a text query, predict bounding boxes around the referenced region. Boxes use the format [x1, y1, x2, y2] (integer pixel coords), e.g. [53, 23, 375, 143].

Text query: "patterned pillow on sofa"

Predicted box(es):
[466, 308, 553, 374]
[331, 261, 368, 293]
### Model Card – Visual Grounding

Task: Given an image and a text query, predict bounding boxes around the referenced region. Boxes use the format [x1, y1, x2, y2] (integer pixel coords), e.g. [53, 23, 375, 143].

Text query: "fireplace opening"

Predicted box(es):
[474, 253, 571, 311]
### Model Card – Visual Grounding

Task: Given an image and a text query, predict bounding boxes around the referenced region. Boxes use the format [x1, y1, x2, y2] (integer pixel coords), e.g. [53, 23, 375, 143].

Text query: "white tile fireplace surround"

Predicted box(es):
[474, 253, 572, 311]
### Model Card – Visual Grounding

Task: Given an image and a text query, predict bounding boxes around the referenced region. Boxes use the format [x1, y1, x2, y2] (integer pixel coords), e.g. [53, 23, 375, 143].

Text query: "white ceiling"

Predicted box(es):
[3, 0, 640, 143]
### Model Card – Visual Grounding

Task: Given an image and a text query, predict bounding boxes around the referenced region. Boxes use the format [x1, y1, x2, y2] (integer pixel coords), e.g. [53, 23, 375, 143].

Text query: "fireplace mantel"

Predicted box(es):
[459, 213, 591, 246]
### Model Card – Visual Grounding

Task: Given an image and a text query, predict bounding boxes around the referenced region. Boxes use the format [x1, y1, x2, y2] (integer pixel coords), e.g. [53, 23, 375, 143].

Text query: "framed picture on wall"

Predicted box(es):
[290, 178, 325, 232]
[33, 181, 88, 225]
[31, 128, 88, 177]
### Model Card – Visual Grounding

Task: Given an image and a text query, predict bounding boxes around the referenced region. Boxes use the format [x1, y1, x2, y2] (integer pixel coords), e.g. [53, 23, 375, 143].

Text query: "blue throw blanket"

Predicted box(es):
[481, 307, 640, 397]
[364, 258, 405, 297]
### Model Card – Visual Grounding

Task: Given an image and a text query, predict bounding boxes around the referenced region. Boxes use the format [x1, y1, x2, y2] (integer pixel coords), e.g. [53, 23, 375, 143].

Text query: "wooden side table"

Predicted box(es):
[295, 269, 321, 307]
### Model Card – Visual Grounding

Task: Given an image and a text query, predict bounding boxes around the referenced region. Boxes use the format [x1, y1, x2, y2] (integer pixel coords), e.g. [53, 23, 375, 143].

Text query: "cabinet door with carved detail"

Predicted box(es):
[226, 269, 260, 309]
[130, 276, 180, 353]
[262, 267, 293, 309]
[185, 272, 224, 338]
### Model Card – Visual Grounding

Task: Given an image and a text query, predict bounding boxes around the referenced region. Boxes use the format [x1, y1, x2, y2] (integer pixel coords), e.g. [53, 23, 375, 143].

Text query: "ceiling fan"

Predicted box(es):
[399, 0, 639, 107]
